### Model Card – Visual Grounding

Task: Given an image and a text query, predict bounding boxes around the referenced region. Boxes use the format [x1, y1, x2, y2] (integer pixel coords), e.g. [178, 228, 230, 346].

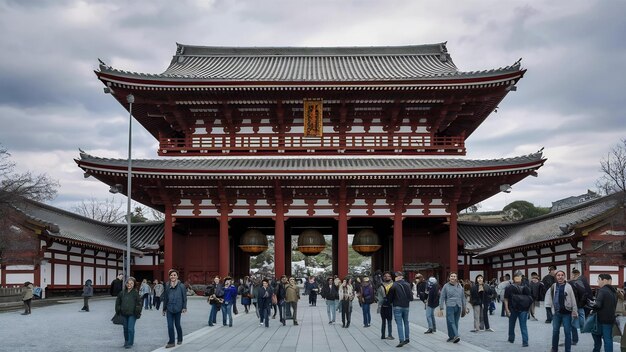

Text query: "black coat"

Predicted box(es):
[594, 285, 617, 324]
[321, 283, 339, 300]
[469, 284, 493, 306]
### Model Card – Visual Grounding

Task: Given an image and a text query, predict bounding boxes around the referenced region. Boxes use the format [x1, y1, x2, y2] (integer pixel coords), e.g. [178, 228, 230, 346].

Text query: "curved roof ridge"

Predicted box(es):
[174, 43, 448, 57]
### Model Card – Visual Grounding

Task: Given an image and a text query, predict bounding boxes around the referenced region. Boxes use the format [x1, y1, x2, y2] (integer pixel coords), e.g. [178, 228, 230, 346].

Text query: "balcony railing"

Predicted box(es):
[158, 134, 465, 156]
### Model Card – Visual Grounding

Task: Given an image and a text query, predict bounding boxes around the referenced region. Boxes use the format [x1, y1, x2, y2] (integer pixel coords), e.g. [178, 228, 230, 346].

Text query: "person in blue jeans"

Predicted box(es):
[359, 276, 375, 327]
[424, 277, 440, 334]
[161, 269, 188, 348]
[439, 272, 466, 344]
[591, 274, 617, 352]
[504, 272, 531, 347]
[115, 277, 142, 349]
[388, 271, 412, 348]
[545, 270, 579, 352]
[205, 276, 223, 326]
[221, 276, 237, 327]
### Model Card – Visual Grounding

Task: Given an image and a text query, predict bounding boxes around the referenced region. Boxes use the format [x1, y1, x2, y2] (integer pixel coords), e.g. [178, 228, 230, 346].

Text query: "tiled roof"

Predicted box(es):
[77, 152, 544, 177]
[459, 193, 622, 255]
[14, 199, 163, 254]
[97, 43, 522, 83]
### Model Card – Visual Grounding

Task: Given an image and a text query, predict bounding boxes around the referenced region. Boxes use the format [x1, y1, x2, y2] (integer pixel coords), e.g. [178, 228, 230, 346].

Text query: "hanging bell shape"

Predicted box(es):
[352, 229, 381, 256]
[297, 229, 326, 256]
[238, 229, 268, 255]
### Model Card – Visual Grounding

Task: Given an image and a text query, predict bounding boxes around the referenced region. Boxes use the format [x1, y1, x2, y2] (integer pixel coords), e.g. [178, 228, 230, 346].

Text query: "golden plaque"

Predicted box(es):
[303, 99, 323, 137]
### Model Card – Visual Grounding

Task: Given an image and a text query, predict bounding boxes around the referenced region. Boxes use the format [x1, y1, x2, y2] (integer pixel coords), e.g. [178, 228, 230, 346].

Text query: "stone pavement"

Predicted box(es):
[0, 294, 619, 352]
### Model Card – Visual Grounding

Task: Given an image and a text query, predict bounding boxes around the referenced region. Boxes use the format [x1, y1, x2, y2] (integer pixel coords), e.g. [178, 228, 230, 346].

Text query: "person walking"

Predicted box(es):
[339, 278, 354, 328]
[570, 268, 592, 345]
[376, 271, 395, 340]
[205, 276, 222, 326]
[439, 272, 466, 344]
[115, 276, 142, 349]
[257, 279, 273, 327]
[239, 276, 252, 314]
[274, 276, 288, 324]
[21, 281, 34, 315]
[153, 279, 164, 311]
[321, 277, 339, 324]
[529, 273, 542, 321]
[161, 269, 188, 348]
[359, 276, 375, 327]
[81, 279, 93, 312]
[470, 274, 494, 332]
[388, 271, 412, 347]
[221, 276, 237, 327]
[139, 279, 151, 310]
[308, 277, 319, 306]
[497, 275, 511, 317]
[504, 272, 532, 347]
[110, 273, 124, 297]
[424, 277, 440, 334]
[591, 273, 617, 352]
[542, 265, 557, 323]
[285, 277, 300, 325]
[545, 270, 578, 352]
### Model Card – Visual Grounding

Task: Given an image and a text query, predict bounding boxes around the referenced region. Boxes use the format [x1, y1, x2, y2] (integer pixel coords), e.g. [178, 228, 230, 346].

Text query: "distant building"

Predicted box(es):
[551, 190, 600, 212]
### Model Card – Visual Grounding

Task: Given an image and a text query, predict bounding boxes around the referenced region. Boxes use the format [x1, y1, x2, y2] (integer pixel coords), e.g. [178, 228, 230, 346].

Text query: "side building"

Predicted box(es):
[0, 199, 162, 297]
[458, 192, 626, 286]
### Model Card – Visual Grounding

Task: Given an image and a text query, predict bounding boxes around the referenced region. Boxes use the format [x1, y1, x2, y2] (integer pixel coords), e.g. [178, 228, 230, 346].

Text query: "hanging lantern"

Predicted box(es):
[352, 229, 381, 256]
[297, 229, 326, 256]
[239, 229, 268, 255]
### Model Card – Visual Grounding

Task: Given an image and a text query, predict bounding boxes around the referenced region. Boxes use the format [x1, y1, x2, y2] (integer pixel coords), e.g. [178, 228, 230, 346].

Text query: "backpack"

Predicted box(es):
[511, 285, 533, 311]
[570, 279, 588, 307]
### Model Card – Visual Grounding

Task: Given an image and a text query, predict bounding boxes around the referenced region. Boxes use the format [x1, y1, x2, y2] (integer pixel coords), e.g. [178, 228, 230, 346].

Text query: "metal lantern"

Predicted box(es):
[238, 229, 268, 255]
[297, 229, 326, 256]
[352, 229, 381, 256]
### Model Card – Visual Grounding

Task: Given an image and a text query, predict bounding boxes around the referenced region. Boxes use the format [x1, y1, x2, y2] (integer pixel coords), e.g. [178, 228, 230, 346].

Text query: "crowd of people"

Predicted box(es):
[101, 268, 626, 351]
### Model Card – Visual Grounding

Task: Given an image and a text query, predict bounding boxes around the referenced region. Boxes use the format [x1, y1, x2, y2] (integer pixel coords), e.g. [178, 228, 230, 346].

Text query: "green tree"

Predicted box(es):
[503, 200, 550, 221]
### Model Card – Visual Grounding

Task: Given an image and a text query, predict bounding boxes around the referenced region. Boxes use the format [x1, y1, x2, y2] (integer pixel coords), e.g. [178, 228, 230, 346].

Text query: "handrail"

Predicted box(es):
[158, 134, 465, 156]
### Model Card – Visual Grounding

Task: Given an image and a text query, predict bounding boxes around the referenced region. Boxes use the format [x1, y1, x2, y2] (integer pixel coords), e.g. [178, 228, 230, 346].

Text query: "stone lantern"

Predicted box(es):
[297, 229, 326, 256]
[238, 229, 268, 255]
[352, 229, 381, 256]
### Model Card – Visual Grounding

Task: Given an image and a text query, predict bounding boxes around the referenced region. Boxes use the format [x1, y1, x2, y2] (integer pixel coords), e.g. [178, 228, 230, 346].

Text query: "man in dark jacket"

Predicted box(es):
[541, 265, 556, 323]
[570, 268, 592, 345]
[424, 277, 440, 334]
[592, 273, 617, 352]
[161, 269, 187, 348]
[388, 271, 413, 348]
[321, 277, 339, 324]
[110, 273, 124, 297]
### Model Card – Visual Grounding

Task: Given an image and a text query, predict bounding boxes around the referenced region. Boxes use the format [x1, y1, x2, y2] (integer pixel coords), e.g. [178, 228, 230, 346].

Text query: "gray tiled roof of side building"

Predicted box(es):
[98, 43, 523, 82]
[459, 192, 623, 254]
[14, 199, 163, 253]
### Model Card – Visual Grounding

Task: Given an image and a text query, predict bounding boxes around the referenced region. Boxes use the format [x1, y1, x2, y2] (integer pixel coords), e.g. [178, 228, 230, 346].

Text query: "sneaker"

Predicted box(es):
[260, 323, 264, 326]
[486, 328, 495, 332]
[522, 343, 528, 347]
[446, 338, 454, 342]
[165, 343, 175, 348]
[177, 341, 182, 345]
[453, 337, 460, 343]
[387, 336, 394, 340]
[470, 329, 478, 332]
[424, 329, 433, 334]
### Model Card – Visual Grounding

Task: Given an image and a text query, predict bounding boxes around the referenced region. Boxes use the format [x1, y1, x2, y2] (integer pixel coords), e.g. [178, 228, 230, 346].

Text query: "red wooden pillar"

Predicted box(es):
[219, 204, 230, 278]
[449, 203, 458, 274]
[337, 185, 349, 279]
[393, 203, 403, 272]
[274, 186, 285, 278]
[164, 205, 174, 273]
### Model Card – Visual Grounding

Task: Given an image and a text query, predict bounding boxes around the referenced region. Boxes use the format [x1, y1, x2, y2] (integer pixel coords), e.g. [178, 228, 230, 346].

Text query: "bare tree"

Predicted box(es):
[72, 196, 125, 223]
[0, 145, 58, 211]
[0, 145, 59, 263]
[598, 138, 626, 196]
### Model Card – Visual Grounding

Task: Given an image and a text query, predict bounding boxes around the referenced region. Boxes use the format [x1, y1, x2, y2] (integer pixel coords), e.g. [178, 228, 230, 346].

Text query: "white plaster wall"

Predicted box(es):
[54, 264, 67, 285]
[70, 265, 82, 285]
[6, 273, 34, 285]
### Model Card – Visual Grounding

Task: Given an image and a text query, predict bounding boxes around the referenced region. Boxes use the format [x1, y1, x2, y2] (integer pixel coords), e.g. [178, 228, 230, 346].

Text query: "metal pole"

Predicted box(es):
[126, 94, 134, 280]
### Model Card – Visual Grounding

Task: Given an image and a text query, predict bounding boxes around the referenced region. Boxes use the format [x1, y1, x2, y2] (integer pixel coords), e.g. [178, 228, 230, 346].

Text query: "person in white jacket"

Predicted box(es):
[544, 270, 578, 352]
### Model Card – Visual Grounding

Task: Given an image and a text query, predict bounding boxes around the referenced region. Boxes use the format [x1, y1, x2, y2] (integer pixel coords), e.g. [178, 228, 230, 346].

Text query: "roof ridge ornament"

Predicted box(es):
[98, 58, 111, 71]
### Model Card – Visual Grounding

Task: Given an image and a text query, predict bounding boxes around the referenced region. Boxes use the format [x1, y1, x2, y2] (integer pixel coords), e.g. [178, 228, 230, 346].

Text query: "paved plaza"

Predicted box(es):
[0, 294, 619, 352]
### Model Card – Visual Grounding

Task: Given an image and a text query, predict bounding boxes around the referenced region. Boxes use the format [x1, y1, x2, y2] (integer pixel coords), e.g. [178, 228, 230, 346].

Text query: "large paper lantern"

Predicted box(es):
[239, 229, 268, 255]
[297, 229, 326, 256]
[352, 229, 381, 256]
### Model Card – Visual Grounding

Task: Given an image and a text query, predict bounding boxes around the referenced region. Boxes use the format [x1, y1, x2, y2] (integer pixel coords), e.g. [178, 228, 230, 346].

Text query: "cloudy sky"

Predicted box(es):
[1, 0, 624, 213]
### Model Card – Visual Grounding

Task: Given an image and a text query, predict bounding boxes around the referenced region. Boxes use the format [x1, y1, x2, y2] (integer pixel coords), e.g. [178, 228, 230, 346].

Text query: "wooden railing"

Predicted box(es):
[158, 134, 465, 156]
